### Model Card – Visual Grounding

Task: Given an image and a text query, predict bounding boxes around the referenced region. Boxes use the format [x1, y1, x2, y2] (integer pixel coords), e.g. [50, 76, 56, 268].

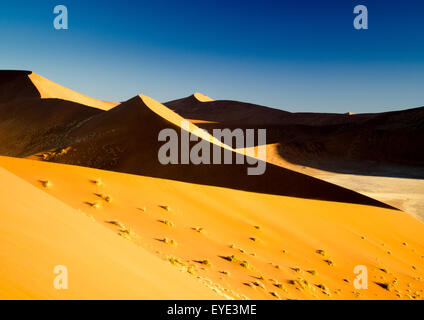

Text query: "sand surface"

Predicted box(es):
[1, 156, 423, 300]
[1, 72, 424, 300]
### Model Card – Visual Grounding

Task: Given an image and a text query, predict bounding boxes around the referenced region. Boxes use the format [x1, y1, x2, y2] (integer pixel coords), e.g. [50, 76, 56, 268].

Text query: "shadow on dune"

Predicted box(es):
[46, 95, 396, 210]
[166, 95, 424, 180]
[0, 98, 102, 157]
[0, 72, 406, 209]
[0, 70, 41, 104]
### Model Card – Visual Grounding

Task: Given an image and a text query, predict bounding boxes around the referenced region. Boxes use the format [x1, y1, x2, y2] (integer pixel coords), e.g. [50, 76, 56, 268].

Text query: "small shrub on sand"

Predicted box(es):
[158, 219, 174, 227]
[221, 255, 238, 262]
[160, 205, 171, 211]
[288, 278, 309, 289]
[307, 270, 317, 275]
[137, 207, 146, 212]
[324, 259, 334, 266]
[192, 227, 204, 233]
[376, 282, 393, 292]
[240, 260, 251, 269]
[254, 225, 261, 230]
[187, 266, 195, 275]
[252, 281, 265, 289]
[39, 180, 52, 188]
[118, 231, 131, 240]
[249, 237, 258, 242]
[243, 282, 255, 289]
[86, 201, 101, 209]
[95, 193, 112, 203]
[274, 283, 284, 289]
[316, 284, 327, 290]
[91, 178, 102, 186]
[168, 256, 184, 266]
[269, 291, 280, 299]
[106, 220, 125, 228]
[316, 283, 330, 295]
[316, 249, 326, 256]
[158, 238, 177, 246]
[219, 270, 230, 275]
[194, 259, 211, 266]
[291, 267, 301, 273]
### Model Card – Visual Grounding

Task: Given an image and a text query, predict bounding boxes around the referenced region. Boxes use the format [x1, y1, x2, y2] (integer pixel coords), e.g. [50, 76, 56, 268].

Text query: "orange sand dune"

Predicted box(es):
[0, 164, 221, 300]
[0, 156, 423, 300]
[0, 70, 118, 110]
[26, 94, 393, 208]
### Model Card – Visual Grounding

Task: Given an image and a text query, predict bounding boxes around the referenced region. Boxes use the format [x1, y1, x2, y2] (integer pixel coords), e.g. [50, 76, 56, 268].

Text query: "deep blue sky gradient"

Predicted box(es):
[1, 0, 423, 112]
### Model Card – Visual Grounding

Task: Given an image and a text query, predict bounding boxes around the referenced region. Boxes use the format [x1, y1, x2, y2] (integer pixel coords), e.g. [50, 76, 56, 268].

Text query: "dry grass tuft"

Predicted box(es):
[376, 282, 393, 292]
[39, 180, 52, 188]
[157, 238, 178, 246]
[288, 278, 309, 289]
[168, 256, 184, 266]
[324, 259, 334, 266]
[194, 259, 211, 266]
[221, 255, 238, 262]
[316, 249, 326, 256]
[192, 227, 204, 233]
[252, 281, 265, 289]
[158, 219, 174, 227]
[91, 178, 102, 186]
[95, 193, 112, 203]
[86, 201, 101, 209]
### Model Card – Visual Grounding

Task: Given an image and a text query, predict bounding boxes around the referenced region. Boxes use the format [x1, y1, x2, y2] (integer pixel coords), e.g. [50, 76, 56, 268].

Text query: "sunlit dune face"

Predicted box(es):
[1, 156, 424, 300]
[193, 92, 214, 102]
[27, 72, 119, 110]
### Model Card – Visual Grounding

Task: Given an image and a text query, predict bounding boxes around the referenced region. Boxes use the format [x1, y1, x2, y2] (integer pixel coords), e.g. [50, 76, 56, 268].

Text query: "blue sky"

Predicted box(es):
[0, 0, 423, 113]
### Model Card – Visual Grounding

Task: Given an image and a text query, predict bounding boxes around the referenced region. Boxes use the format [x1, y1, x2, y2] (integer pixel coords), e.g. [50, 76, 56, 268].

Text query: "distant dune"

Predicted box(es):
[0, 70, 118, 110]
[0, 70, 423, 300]
[166, 93, 424, 218]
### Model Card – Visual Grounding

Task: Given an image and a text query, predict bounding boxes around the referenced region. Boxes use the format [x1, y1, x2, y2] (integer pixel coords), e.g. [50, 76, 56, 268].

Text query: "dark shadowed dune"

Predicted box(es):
[166, 94, 424, 179]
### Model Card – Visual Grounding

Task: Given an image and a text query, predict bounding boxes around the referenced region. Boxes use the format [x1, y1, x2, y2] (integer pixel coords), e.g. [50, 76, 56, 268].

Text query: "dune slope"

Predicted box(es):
[33, 94, 394, 209]
[0, 70, 118, 110]
[0, 164, 221, 300]
[1, 156, 423, 300]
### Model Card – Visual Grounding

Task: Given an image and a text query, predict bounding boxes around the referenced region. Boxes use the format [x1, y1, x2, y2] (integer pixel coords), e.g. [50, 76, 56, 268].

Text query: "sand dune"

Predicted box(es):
[0, 98, 102, 157]
[19, 93, 393, 208]
[0, 70, 118, 110]
[0, 164, 221, 299]
[1, 71, 424, 300]
[168, 95, 424, 218]
[1, 156, 423, 300]
[166, 94, 424, 170]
